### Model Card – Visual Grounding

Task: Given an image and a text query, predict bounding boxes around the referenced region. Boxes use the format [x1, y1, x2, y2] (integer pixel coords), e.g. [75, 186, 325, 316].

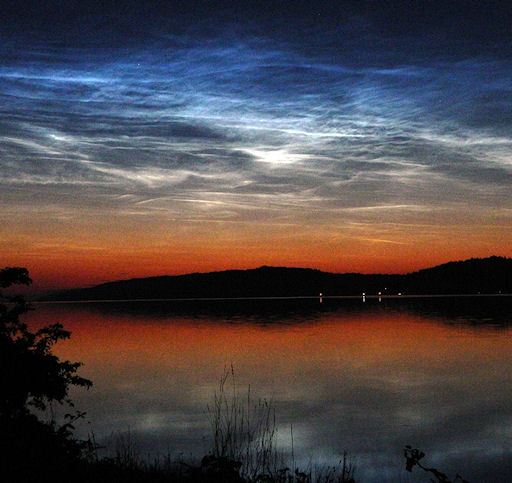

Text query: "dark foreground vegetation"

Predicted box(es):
[42, 256, 512, 301]
[2, 267, 469, 482]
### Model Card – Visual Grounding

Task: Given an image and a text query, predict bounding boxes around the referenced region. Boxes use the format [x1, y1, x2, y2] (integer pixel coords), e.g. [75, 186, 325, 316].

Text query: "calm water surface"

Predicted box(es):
[25, 297, 512, 482]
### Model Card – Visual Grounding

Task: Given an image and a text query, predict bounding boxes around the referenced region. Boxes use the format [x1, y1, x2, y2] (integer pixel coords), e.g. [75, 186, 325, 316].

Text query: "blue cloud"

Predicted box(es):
[1, 2, 511, 242]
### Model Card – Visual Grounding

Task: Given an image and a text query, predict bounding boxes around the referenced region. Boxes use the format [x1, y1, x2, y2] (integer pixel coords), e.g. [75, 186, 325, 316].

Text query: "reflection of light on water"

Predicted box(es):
[22, 301, 512, 482]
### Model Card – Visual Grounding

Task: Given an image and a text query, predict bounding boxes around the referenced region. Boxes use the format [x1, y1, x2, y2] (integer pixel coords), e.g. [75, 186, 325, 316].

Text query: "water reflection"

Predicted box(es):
[26, 298, 512, 482]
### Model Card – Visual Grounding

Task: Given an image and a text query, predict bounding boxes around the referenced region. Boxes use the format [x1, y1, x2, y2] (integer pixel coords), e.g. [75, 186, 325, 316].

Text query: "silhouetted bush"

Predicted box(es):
[0, 267, 92, 482]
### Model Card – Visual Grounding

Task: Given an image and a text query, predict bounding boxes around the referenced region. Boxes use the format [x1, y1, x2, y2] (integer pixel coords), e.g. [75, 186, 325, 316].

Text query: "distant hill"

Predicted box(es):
[41, 256, 512, 301]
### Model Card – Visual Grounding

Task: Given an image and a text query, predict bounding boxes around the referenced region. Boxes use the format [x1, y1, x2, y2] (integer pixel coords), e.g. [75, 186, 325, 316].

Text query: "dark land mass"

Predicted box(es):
[41, 256, 512, 301]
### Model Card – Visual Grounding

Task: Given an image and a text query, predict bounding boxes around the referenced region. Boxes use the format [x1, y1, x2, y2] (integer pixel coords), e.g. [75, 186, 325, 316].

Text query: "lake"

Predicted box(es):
[25, 296, 512, 482]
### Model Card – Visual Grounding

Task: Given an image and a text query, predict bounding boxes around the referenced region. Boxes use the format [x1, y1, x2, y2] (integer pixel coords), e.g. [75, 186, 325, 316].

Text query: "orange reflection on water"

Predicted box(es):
[27, 303, 512, 394]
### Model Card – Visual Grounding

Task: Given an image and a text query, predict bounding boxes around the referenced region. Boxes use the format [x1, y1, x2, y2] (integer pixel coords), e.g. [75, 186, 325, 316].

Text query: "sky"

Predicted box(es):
[1, 0, 511, 291]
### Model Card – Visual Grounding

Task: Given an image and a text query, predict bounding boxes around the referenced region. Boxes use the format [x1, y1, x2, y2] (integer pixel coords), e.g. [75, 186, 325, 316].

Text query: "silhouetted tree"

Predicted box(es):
[0, 267, 92, 481]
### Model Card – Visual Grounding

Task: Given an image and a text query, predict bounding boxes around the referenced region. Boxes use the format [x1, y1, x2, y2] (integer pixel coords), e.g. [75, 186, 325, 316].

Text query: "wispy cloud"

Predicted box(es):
[1, 3, 511, 280]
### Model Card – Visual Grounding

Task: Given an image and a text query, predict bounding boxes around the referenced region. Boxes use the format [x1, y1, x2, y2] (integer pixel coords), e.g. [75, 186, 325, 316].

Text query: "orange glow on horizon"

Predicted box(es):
[5, 235, 511, 293]
[5, 189, 511, 293]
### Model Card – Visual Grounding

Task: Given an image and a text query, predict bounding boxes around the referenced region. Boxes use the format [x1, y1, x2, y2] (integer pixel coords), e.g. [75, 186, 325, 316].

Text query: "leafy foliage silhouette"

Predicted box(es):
[0, 267, 92, 481]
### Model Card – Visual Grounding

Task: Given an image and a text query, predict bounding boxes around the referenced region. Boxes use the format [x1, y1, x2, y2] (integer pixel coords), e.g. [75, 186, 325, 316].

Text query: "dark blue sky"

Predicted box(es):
[2, 0, 512, 287]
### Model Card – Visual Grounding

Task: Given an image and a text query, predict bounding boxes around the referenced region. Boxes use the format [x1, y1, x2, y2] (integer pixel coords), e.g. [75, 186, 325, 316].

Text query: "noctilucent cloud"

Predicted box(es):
[2, 1, 511, 290]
